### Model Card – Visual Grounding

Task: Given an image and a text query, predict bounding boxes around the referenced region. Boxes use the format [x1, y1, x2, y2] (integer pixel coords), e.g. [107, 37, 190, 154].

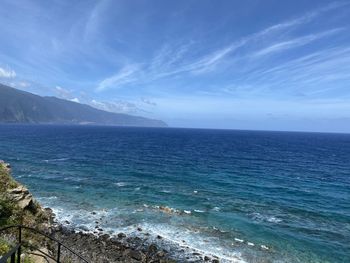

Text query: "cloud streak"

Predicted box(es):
[0, 67, 16, 78]
[252, 28, 344, 57]
[96, 2, 348, 92]
[97, 64, 140, 91]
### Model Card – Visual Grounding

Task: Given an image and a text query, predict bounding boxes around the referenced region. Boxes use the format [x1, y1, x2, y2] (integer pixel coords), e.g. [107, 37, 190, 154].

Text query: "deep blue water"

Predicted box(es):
[0, 125, 349, 262]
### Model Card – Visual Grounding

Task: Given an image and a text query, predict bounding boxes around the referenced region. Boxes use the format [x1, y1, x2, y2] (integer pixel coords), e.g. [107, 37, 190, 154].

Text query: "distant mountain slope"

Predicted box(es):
[0, 84, 167, 127]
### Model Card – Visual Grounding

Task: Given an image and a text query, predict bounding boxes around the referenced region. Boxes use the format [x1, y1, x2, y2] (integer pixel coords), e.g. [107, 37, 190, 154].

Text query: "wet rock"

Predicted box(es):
[157, 250, 166, 257]
[78, 225, 89, 232]
[148, 244, 158, 254]
[157, 235, 162, 239]
[212, 259, 220, 263]
[137, 227, 142, 232]
[117, 232, 126, 238]
[204, 255, 211, 261]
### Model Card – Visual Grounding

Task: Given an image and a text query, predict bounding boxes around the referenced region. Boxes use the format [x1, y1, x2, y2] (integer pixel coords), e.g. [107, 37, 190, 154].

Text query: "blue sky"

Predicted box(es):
[0, 0, 350, 132]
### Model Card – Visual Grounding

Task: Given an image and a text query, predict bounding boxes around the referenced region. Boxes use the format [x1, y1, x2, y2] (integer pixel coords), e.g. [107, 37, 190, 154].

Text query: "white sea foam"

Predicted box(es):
[43, 158, 70, 162]
[251, 212, 282, 223]
[138, 222, 247, 263]
[115, 182, 127, 187]
[261, 245, 269, 250]
[44, 204, 251, 263]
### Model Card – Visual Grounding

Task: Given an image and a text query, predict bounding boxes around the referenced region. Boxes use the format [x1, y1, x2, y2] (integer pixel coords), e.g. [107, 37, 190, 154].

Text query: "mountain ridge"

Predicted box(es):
[0, 84, 167, 127]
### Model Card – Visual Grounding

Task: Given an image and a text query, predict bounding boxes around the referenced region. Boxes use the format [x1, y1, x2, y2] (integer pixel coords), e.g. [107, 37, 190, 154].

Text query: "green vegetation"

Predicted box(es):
[0, 162, 52, 261]
[0, 238, 10, 256]
[0, 84, 167, 127]
[0, 164, 21, 226]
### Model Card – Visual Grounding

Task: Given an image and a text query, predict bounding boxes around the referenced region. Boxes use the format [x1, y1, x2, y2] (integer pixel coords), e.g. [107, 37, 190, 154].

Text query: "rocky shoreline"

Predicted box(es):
[0, 161, 223, 263]
[49, 223, 220, 263]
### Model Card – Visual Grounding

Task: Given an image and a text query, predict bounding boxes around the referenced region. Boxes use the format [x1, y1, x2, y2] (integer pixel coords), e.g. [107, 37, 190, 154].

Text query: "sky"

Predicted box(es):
[0, 0, 350, 132]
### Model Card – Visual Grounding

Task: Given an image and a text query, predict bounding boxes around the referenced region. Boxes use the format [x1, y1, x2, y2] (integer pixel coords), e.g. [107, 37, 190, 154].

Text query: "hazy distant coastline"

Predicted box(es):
[0, 84, 167, 127]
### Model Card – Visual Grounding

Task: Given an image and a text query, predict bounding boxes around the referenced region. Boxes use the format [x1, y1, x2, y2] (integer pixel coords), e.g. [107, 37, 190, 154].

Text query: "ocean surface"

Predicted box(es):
[0, 125, 349, 262]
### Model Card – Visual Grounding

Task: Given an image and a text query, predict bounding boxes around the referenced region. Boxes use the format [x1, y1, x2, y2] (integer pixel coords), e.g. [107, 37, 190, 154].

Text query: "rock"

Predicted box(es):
[156, 250, 166, 258]
[7, 185, 37, 211]
[204, 256, 211, 261]
[8, 185, 29, 195]
[78, 225, 89, 232]
[100, 234, 109, 241]
[212, 259, 220, 263]
[157, 235, 162, 239]
[92, 211, 97, 215]
[148, 244, 158, 254]
[117, 232, 126, 238]
[124, 249, 146, 261]
[17, 195, 34, 209]
[137, 227, 142, 232]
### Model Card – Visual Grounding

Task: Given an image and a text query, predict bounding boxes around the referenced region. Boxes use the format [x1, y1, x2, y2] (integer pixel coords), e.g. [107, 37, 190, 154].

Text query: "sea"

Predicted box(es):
[0, 125, 349, 262]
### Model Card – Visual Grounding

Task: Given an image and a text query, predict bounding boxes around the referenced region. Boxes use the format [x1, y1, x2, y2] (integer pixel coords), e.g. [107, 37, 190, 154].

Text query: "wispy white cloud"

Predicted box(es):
[240, 46, 350, 98]
[90, 99, 139, 114]
[0, 67, 16, 78]
[255, 1, 348, 37]
[95, 2, 348, 92]
[253, 28, 344, 57]
[97, 64, 140, 91]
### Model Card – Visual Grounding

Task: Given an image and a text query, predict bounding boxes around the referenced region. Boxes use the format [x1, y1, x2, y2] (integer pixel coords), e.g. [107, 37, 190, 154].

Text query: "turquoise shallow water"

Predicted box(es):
[0, 125, 349, 262]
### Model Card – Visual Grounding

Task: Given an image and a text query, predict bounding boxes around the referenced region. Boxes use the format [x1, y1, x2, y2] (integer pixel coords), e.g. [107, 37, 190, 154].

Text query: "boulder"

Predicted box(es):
[17, 195, 34, 209]
[123, 249, 146, 261]
[7, 185, 36, 210]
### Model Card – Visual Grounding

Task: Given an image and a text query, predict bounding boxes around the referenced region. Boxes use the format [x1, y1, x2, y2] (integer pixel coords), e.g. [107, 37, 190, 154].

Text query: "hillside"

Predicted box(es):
[0, 84, 167, 127]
